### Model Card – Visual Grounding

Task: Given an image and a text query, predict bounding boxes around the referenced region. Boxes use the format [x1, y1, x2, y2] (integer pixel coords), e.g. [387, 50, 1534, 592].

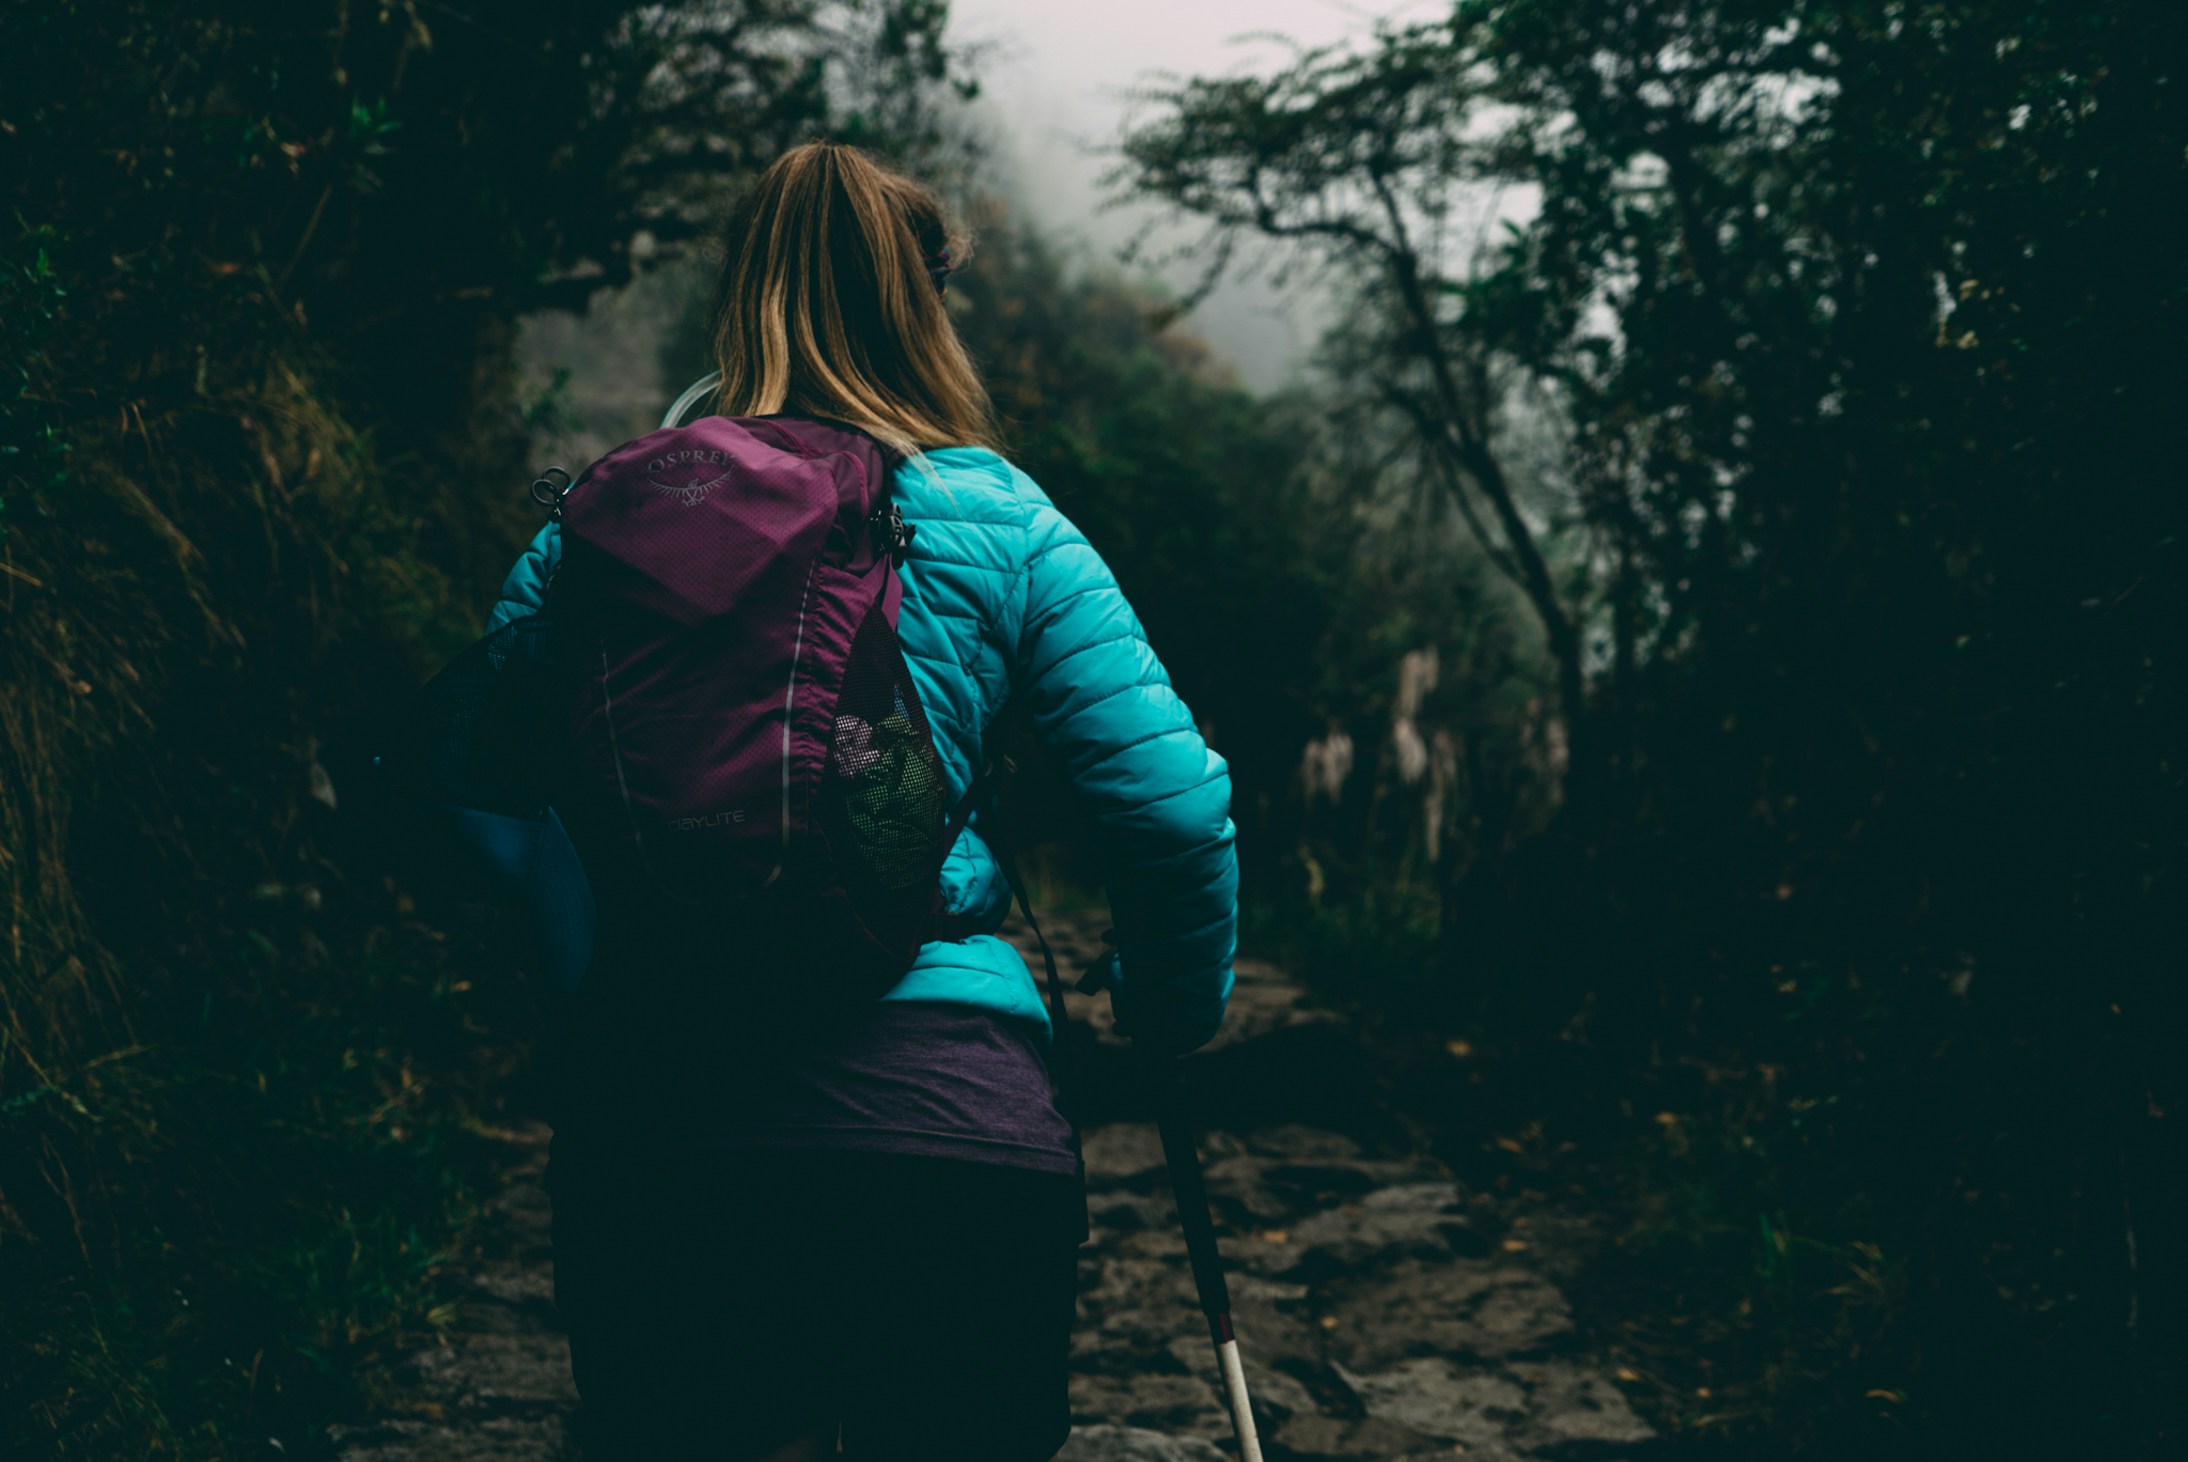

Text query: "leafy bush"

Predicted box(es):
[0, 2, 953, 1453]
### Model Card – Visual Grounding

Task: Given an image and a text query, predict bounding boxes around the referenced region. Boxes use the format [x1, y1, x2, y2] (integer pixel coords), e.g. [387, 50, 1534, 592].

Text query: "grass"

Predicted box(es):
[1, 200, 531, 1455]
[0, 918, 522, 1461]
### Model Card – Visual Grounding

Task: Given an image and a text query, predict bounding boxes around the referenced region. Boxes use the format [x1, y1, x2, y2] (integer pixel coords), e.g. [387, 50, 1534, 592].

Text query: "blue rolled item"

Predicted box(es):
[436, 804, 595, 994]
[375, 612, 596, 993]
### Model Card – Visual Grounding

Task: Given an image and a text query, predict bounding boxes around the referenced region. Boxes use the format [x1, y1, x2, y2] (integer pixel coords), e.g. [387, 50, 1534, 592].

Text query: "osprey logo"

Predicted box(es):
[646, 447, 734, 506]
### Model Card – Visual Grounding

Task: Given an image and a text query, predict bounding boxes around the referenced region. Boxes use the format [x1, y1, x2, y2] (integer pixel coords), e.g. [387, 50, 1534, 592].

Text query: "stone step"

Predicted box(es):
[334, 925, 1655, 1462]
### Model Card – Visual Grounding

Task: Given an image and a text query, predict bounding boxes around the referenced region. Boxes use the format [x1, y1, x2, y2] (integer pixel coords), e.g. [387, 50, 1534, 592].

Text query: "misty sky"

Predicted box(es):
[948, 0, 1440, 389]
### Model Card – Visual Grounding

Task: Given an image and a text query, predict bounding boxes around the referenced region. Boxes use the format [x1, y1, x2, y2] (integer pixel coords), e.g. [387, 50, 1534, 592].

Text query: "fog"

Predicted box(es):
[519, 0, 1437, 459]
[951, 0, 1440, 390]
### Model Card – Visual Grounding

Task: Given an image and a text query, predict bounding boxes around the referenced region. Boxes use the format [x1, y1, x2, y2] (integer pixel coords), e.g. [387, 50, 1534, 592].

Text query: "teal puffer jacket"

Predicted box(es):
[486, 444, 1238, 1051]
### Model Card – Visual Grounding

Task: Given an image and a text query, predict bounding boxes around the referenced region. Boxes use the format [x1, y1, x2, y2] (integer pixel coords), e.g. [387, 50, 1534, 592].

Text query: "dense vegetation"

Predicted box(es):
[0, 2, 950, 1455]
[3, 0, 2180, 1457]
[1120, 1, 2187, 1454]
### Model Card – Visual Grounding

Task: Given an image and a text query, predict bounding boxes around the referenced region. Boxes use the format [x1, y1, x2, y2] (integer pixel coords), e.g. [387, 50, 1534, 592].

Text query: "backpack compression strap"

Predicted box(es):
[936, 754, 1075, 1066]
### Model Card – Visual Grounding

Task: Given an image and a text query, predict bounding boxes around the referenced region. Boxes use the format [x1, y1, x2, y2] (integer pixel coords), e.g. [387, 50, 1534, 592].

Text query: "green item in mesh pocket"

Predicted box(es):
[817, 600, 950, 936]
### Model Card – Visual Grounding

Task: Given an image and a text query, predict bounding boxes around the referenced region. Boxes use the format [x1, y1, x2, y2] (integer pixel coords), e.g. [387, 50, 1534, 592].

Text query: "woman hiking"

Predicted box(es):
[483, 141, 1239, 1461]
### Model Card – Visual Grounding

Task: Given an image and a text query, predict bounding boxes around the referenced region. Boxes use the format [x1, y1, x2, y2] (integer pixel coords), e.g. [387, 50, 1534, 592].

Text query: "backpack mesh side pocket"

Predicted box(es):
[816, 601, 949, 958]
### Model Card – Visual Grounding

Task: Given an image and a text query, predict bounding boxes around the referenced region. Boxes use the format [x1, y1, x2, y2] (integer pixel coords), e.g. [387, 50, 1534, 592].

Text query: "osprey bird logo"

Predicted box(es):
[643, 447, 734, 506]
[649, 469, 731, 506]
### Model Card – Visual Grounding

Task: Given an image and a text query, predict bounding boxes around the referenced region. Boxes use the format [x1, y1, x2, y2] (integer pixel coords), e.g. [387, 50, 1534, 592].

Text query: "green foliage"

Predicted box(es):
[0, 1, 960, 1455]
[1, 929, 503, 1459]
[0, 322, 499, 1454]
[1126, 0, 2188, 1452]
[1243, 864, 1445, 1016]
[1, 222, 71, 531]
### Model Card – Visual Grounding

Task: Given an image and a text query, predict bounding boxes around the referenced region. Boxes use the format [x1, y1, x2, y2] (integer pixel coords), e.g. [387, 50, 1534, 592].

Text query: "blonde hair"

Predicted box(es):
[707, 142, 999, 456]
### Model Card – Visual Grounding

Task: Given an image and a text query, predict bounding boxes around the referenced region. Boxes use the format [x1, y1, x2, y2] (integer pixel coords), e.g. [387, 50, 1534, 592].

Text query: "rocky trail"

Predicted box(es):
[330, 920, 1655, 1461]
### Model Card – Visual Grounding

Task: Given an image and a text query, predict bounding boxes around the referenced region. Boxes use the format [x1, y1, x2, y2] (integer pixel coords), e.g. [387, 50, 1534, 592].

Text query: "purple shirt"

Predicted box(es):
[706, 1001, 1080, 1176]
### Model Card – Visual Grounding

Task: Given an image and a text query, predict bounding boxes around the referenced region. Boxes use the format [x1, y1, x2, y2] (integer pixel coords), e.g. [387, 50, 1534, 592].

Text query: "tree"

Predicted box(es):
[1124, 1, 2188, 1450]
[1116, 25, 1589, 770]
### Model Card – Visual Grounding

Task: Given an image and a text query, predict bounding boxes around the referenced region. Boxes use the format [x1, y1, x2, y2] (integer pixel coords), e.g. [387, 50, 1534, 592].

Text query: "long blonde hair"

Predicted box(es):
[708, 142, 999, 456]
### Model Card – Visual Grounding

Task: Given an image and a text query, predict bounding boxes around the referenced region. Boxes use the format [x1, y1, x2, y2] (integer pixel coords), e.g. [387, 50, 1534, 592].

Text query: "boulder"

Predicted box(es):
[1242, 1124, 1366, 1162]
[1152, 1341, 1321, 1433]
[1082, 1123, 1170, 1190]
[1259, 1183, 1476, 1278]
[1504, 1361, 1656, 1451]
[1057, 1424, 1230, 1462]
[1333, 1358, 1528, 1447]
[1200, 1153, 1304, 1226]
[1068, 1372, 1230, 1439]
[1269, 1412, 1471, 1459]
[1324, 1259, 1574, 1369]
[1088, 1190, 1180, 1237]
[400, 1333, 577, 1408]
[1330, 1357, 1655, 1456]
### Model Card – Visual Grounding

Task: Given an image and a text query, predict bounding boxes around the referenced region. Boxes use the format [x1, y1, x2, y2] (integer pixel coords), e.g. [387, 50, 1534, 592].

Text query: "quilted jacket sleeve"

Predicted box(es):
[1012, 477, 1238, 1053]
[486, 522, 560, 632]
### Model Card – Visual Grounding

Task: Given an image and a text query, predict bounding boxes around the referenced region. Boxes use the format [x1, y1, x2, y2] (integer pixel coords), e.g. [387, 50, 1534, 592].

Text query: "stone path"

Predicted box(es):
[329, 921, 1652, 1461]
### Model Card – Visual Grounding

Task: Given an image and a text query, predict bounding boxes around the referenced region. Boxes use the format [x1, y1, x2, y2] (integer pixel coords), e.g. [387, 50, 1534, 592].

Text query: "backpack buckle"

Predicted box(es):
[529, 466, 573, 521]
[870, 504, 915, 565]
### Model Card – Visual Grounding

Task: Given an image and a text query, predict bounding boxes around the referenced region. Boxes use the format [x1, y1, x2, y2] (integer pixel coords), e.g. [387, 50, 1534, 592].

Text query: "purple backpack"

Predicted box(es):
[543, 414, 955, 992]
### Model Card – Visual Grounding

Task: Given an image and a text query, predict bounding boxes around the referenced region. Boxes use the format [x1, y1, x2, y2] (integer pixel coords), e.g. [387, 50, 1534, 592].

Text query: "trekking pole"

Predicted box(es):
[1153, 1064, 1266, 1462]
[1078, 945, 1262, 1460]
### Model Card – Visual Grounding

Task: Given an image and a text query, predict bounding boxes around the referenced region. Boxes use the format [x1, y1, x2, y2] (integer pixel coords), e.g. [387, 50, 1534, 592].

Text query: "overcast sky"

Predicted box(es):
[946, 0, 1440, 389]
